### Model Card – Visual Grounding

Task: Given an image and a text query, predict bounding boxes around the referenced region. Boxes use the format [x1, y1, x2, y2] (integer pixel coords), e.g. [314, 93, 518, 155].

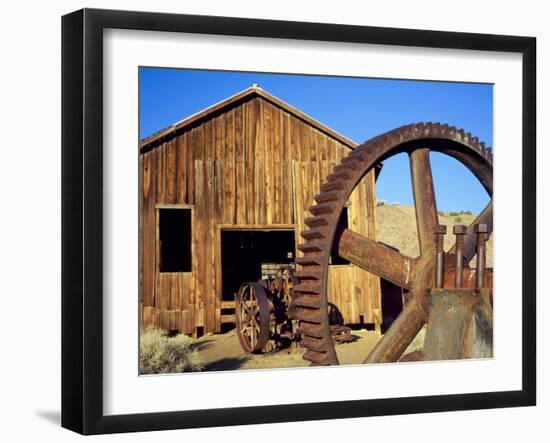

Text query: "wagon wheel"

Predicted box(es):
[293, 123, 493, 365]
[236, 282, 271, 353]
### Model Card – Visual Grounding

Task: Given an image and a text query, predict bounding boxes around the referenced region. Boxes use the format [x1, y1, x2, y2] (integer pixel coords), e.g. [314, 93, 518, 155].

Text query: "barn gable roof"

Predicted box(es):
[139, 85, 358, 153]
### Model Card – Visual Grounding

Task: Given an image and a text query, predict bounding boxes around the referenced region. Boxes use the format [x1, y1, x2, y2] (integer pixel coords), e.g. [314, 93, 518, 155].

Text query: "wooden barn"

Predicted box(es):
[139, 85, 382, 337]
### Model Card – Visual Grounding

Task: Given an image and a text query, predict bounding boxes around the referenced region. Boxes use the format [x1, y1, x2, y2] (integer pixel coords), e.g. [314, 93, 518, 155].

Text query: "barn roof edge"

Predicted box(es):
[139, 86, 358, 153]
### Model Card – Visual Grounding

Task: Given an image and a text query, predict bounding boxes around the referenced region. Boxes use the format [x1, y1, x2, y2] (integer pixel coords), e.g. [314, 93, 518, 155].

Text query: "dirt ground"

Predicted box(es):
[195, 329, 391, 371]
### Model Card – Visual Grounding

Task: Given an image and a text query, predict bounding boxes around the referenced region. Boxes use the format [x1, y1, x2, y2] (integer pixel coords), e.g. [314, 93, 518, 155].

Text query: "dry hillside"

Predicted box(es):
[374, 204, 493, 267]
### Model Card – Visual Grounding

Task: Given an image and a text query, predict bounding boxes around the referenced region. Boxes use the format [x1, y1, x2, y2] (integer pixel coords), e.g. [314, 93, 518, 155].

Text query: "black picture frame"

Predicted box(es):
[61, 8, 536, 435]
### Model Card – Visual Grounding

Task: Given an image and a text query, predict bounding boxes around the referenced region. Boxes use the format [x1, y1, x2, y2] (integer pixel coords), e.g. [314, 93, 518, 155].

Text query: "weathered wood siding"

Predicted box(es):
[140, 95, 381, 335]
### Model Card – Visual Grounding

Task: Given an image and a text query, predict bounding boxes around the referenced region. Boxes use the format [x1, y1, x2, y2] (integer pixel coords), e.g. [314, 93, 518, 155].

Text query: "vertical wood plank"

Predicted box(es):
[205, 160, 216, 333]
[282, 112, 292, 224]
[165, 138, 177, 203]
[155, 144, 164, 203]
[224, 110, 236, 224]
[193, 159, 205, 334]
[204, 119, 214, 161]
[273, 108, 282, 224]
[215, 115, 224, 159]
[255, 99, 265, 225]
[234, 105, 246, 224]
[246, 100, 257, 224]
[142, 151, 156, 307]
[187, 129, 196, 205]
[176, 133, 187, 204]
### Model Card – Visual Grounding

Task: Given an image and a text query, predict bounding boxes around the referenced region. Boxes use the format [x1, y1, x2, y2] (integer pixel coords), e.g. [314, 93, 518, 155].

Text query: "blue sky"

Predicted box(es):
[140, 68, 492, 213]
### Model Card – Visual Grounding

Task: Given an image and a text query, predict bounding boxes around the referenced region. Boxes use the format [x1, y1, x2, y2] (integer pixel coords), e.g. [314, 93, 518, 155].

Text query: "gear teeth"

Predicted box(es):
[295, 307, 323, 323]
[296, 322, 325, 338]
[327, 170, 352, 181]
[303, 350, 332, 365]
[309, 203, 335, 215]
[304, 215, 329, 228]
[293, 269, 321, 280]
[302, 335, 328, 352]
[295, 255, 323, 267]
[297, 243, 325, 253]
[293, 282, 321, 294]
[320, 180, 345, 192]
[300, 229, 325, 241]
[350, 150, 367, 161]
[342, 155, 358, 165]
[334, 162, 356, 172]
[293, 294, 322, 309]
[314, 190, 340, 204]
[422, 123, 432, 137]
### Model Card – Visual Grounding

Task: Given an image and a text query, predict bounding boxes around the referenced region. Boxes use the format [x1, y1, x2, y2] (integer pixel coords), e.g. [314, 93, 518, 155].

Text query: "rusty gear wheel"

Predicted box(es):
[292, 122, 493, 365]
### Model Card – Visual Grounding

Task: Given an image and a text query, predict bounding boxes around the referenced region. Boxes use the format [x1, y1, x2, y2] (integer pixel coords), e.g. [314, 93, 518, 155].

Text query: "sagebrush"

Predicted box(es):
[140, 326, 204, 374]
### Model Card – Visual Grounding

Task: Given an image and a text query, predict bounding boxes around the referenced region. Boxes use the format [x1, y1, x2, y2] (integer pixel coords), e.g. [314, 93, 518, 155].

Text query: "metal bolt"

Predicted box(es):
[453, 224, 467, 288]
[435, 224, 447, 288]
[474, 223, 488, 289]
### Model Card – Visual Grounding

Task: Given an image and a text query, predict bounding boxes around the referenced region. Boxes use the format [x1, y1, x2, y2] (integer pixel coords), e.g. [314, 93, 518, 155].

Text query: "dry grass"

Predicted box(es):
[140, 326, 204, 374]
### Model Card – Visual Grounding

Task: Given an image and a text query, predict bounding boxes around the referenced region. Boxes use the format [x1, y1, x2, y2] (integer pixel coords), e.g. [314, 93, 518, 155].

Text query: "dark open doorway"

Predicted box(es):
[221, 229, 295, 301]
[380, 278, 404, 332]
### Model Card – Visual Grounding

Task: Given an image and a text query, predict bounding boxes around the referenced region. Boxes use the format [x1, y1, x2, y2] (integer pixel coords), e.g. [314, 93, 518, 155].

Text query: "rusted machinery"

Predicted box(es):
[236, 266, 352, 353]
[294, 122, 494, 365]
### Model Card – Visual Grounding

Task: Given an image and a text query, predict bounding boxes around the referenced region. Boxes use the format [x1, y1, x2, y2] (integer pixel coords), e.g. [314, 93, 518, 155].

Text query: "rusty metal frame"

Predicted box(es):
[62, 8, 536, 435]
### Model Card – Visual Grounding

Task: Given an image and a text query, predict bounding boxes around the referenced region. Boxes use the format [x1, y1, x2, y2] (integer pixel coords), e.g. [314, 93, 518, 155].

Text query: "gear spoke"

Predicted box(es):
[409, 148, 439, 257]
[364, 290, 428, 363]
[336, 228, 417, 290]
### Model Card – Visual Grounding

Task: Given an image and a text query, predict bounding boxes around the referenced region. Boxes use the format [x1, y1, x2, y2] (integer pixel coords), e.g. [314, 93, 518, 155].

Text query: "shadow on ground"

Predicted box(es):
[343, 334, 361, 344]
[204, 356, 250, 371]
[190, 338, 215, 352]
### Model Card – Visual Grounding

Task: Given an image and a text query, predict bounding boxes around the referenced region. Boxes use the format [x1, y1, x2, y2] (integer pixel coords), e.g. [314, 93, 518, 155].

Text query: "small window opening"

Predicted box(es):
[159, 208, 191, 272]
[330, 206, 350, 265]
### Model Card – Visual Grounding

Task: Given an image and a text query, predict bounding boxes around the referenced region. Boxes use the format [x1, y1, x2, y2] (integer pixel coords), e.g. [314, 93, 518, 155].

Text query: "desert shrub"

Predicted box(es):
[463, 210, 473, 215]
[449, 211, 459, 216]
[376, 199, 387, 207]
[455, 216, 462, 223]
[140, 326, 204, 374]
[437, 211, 446, 216]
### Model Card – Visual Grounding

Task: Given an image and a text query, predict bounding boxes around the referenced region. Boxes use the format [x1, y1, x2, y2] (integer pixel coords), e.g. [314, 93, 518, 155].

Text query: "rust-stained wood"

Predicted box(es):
[140, 92, 380, 335]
